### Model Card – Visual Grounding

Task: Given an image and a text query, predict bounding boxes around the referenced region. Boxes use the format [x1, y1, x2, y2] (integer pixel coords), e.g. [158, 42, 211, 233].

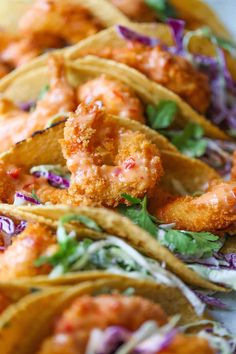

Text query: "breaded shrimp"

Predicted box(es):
[19, 0, 101, 44]
[94, 43, 211, 114]
[0, 56, 76, 153]
[36, 184, 70, 205]
[0, 223, 55, 280]
[37, 295, 213, 354]
[0, 106, 30, 153]
[61, 103, 162, 207]
[37, 294, 167, 354]
[1, 37, 41, 68]
[110, 0, 156, 21]
[29, 55, 77, 128]
[78, 75, 145, 123]
[0, 293, 10, 314]
[154, 181, 236, 232]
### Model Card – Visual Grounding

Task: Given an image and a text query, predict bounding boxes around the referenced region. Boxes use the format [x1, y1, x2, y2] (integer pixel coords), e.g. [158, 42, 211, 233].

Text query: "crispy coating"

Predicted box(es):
[0, 293, 11, 314]
[110, 0, 156, 21]
[36, 184, 70, 205]
[78, 75, 145, 123]
[155, 181, 236, 232]
[37, 294, 167, 354]
[37, 295, 213, 354]
[0, 223, 55, 281]
[19, 0, 101, 44]
[0, 55, 76, 153]
[94, 43, 211, 114]
[61, 103, 162, 207]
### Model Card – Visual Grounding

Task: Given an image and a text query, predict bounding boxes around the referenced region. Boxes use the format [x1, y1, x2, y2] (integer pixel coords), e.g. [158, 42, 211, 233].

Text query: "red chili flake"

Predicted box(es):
[123, 157, 136, 170]
[7, 168, 21, 179]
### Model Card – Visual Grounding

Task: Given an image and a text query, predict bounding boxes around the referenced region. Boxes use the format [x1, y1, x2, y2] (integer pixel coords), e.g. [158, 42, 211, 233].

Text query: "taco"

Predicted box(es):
[65, 23, 236, 177]
[2, 276, 230, 354]
[4, 200, 236, 295]
[0, 0, 129, 78]
[1, 95, 236, 235]
[0, 54, 233, 179]
[0, 203, 225, 310]
[0, 282, 48, 316]
[107, 0, 231, 39]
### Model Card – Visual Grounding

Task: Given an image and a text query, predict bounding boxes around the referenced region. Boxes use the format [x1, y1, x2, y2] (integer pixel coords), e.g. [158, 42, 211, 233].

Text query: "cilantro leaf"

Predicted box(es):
[146, 101, 178, 129]
[118, 194, 222, 259]
[145, 0, 176, 21]
[168, 123, 208, 158]
[119, 194, 158, 236]
[157, 228, 222, 258]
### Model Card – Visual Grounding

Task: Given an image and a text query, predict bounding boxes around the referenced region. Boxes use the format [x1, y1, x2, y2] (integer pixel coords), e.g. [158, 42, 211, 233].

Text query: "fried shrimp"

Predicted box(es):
[19, 0, 101, 45]
[154, 181, 236, 232]
[110, 0, 156, 21]
[37, 294, 167, 354]
[0, 56, 76, 153]
[0, 106, 30, 153]
[61, 103, 162, 207]
[0, 223, 55, 280]
[37, 295, 213, 354]
[78, 75, 145, 123]
[95, 43, 211, 114]
[29, 55, 77, 129]
[1, 37, 41, 68]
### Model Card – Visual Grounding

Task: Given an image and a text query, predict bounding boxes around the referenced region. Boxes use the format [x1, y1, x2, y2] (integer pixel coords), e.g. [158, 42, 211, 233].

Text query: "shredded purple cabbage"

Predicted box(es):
[0, 216, 27, 249]
[200, 139, 236, 178]
[135, 329, 177, 354]
[194, 291, 226, 309]
[14, 192, 40, 205]
[117, 21, 236, 134]
[98, 326, 131, 354]
[116, 25, 162, 47]
[166, 18, 184, 53]
[33, 171, 70, 189]
[17, 100, 35, 112]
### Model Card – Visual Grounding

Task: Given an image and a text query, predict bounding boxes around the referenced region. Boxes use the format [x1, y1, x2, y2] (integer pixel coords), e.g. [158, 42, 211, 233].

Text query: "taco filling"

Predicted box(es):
[36, 294, 215, 354]
[1, 54, 235, 178]
[0, 0, 102, 77]
[82, 22, 236, 137]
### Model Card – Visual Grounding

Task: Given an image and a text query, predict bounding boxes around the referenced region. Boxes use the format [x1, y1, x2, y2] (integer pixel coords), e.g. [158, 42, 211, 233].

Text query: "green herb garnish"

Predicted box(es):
[119, 193, 222, 258]
[31, 190, 42, 204]
[119, 194, 158, 236]
[145, 0, 176, 21]
[167, 122, 208, 158]
[146, 101, 178, 129]
[157, 228, 222, 258]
